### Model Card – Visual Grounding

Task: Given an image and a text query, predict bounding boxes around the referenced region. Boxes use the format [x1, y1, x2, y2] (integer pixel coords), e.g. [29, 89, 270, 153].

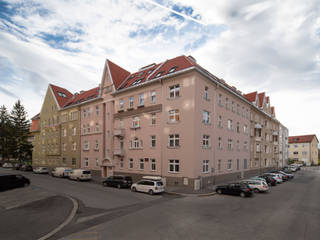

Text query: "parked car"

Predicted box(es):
[288, 165, 297, 172]
[273, 170, 294, 179]
[68, 169, 92, 181]
[131, 179, 164, 195]
[269, 170, 288, 181]
[0, 174, 30, 191]
[2, 162, 13, 168]
[103, 175, 133, 188]
[263, 173, 283, 183]
[258, 175, 277, 186]
[215, 182, 253, 198]
[33, 167, 49, 174]
[51, 167, 72, 177]
[21, 165, 33, 172]
[250, 176, 268, 184]
[241, 179, 269, 193]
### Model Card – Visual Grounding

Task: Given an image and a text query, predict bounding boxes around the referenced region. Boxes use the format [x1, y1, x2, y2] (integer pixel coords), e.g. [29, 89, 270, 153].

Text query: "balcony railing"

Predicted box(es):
[113, 149, 125, 156]
[114, 128, 125, 137]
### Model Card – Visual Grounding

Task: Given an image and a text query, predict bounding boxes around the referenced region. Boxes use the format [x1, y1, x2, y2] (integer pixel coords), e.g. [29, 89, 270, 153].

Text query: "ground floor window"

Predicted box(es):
[84, 158, 89, 167]
[139, 159, 144, 170]
[62, 157, 66, 164]
[120, 158, 124, 169]
[72, 158, 76, 165]
[236, 159, 240, 170]
[129, 158, 133, 169]
[202, 160, 209, 173]
[227, 159, 232, 170]
[151, 159, 156, 171]
[218, 160, 221, 171]
[169, 159, 179, 173]
[95, 158, 99, 167]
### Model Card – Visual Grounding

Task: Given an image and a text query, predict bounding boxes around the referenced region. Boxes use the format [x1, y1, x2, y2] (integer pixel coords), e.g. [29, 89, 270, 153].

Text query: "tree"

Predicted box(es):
[10, 100, 33, 162]
[0, 105, 12, 161]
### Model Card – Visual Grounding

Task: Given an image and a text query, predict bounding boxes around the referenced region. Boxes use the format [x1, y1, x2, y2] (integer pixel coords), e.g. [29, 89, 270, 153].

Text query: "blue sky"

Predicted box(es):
[0, 0, 320, 138]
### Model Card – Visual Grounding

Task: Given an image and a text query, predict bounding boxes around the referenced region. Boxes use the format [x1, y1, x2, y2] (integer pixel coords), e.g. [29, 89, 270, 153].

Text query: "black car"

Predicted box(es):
[216, 182, 253, 198]
[0, 174, 30, 191]
[102, 175, 133, 189]
[21, 165, 33, 171]
[258, 175, 277, 186]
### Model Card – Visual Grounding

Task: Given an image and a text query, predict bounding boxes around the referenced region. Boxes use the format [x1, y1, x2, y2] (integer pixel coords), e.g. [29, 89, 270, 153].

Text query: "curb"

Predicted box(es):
[165, 191, 217, 197]
[37, 196, 78, 240]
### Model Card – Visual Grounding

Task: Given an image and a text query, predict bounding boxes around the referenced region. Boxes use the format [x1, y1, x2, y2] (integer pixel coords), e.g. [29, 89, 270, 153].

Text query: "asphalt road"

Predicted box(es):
[1, 168, 320, 240]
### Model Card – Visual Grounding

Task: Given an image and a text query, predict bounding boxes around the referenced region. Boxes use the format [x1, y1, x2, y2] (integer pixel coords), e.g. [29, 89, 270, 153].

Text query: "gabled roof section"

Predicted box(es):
[118, 55, 196, 90]
[63, 87, 100, 108]
[244, 91, 258, 103]
[50, 84, 73, 108]
[289, 135, 318, 144]
[107, 60, 131, 89]
[258, 92, 265, 108]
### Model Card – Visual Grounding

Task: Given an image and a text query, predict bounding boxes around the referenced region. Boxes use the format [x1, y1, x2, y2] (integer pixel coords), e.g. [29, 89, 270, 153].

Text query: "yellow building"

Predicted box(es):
[288, 135, 319, 166]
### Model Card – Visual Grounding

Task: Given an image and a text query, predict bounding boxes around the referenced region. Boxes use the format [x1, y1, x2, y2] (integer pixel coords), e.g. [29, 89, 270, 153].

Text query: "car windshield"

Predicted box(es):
[83, 171, 91, 174]
[125, 177, 132, 181]
[156, 181, 163, 186]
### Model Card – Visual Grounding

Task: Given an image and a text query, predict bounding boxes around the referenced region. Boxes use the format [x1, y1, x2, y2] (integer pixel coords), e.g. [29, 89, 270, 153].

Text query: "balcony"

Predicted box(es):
[114, 128, 125, 137]
[113, 149, 125, 157]
[255, 136, 261, 142]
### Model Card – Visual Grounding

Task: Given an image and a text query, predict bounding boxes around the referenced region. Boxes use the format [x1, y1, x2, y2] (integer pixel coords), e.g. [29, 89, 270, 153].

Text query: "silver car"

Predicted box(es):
[241, 179, 269, 193]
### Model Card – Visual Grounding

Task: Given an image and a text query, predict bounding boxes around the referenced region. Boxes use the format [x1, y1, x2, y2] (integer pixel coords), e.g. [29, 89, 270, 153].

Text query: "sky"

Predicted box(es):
[0, 0, 319, 139]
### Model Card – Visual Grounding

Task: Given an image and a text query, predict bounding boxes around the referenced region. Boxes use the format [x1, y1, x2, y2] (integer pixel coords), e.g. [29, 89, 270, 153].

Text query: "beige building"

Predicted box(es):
[288, 135, 319, 166]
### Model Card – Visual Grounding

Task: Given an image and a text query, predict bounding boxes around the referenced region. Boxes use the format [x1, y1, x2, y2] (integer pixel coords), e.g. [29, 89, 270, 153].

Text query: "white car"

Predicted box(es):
[131, 179, 165, 195]
[264, 173, 283, 183]
[51, 167, 72, 177]
[33, 167, 49, 174]
[242, 179, 269, 193]
[2, 162, 13, 168]
[68, 169, 92, 181]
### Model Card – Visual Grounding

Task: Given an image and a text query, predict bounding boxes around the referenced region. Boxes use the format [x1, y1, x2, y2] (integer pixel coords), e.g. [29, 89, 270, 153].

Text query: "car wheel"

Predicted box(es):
[77, 178, 80, 182]
[240, 192, 246, 198]
[24, 182, 29, 187]
[217, 189, 222, 194]
[149, 189, 154, 195]
[131, 187, 136, 192]
[117, 184, 121, 189]
[254, 188, 259, 193]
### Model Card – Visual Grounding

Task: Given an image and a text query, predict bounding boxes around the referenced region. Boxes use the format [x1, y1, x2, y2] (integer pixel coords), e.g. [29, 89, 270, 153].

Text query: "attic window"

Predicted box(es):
[58, 92, 67, 98]
[138, 72, 144, 77]
[128, 75, 135, 80]
[147, 69, 154, 74]
[155, 71, 164, 78]
[86, 95, 95, 100]
[131, 78, 143, 86]
[168, 66, 178, 74]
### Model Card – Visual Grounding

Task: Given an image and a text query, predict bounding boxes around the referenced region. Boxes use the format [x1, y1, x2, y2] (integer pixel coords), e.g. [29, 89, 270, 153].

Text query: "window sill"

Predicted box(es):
[137, 105, 144, 108]
[118, 109, 124, 113]
[83, 149, 89, 152]
[129, 147, 144, 150]
[168, 171, 180, 174]
[203, 98, 210, 101]
[94, 149, 99, 152]
[167, 121, 180, 124]
[130, 126, 141, 130]
[167, 96, 181, 100]
[167, 146, 181, 149]
[127, 107, 134, 111]
[202, 146, 211, 149]
[202, 122, 211, 126]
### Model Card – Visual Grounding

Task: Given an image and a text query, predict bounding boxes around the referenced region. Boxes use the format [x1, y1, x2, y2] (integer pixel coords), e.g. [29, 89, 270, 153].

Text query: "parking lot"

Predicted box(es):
[1, 167, 320, 240]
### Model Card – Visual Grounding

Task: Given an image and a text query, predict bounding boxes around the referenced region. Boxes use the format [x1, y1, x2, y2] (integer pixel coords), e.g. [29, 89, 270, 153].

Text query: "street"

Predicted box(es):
[1, 168, 320, 240]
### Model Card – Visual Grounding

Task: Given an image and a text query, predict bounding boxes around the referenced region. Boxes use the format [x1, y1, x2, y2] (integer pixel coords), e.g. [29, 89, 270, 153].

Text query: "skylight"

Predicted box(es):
[168, 66, 178, 74]
[131, 78, 143, 86]
[57, 92, 67, 98]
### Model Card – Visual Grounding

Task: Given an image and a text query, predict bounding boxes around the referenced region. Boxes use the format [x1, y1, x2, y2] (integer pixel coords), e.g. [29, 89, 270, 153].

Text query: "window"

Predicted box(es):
[151, 135, 156, 147]
[151, 159, 156, 171]
[218, 94, 222, 106]
[237, 104, 240, 114]
[62, 157, 66, 164]
[129, 97, 134, 108]
[168, 66, 178, 73]
[236, 122, 240, 133]
[232, 101, 235, 112]
[62, 143, 66, 151]
[132, 116, 140, 128]
[70, 111, 78, 120]
[96, 158, 99, 167]
[139, 159, 144, 170]
[169, 160, 179, 173]
[236, 140, 240, 151]
[293, 151, 298, 155]
[139, 94, 144, 106]
[244, 159, 247, 169]
[96, 105, 99, 115]
[202, 135, 210, 148]
[119, 99, 124, 110]
[62, 128, 67, 137]
[218, 137, 222, 149]
[227, 119, 233, 130]
[95, 123, 100, 132]
[236, 159, 240, 170]
[72, 127, 76, 136]
[203, 160, 209, 173]
[87, 124, 90, 133]
[133, 137, 140, 148]
[120, 158, 124, 169]
[168, 109, 180, 123]
[225, 97, 229, 110]
[228, 139, 233, 150]
[203, 111, 210, 124]
[256, 144, 261, 153]
[218, 160, 221, 171]
[72, 142, 76, 151]
[151, 113, 156, 125]
[169, 85, 180, 98]
[243, 125, 248, 134]
[82, 124, 86, 134]
[155, 71, 164, 78]
[218, 116, 222, 128]
[151, 91, 156, 103]
[84, 158, 89, 167]
[87, 107, 91, 117]
[84, 141, 89, 150]
[129, 158, 134, 169]
[302, 151, 307, 156]
[169, 134, 180, 147]
[204, 86, 209, 100]
[95, 140, 99, 150]
[227, 159, 232, 170]
[244, 141, 248, 151]
[72, 158, 76, 165]
[119, 119, 124, 128]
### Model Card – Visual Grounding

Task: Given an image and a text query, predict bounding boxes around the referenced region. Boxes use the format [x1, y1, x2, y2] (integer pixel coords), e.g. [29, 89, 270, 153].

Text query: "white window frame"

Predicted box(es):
[202, 111, 210, 124]
[132, 116, 140, 128]
[151, 91, 156, 103]
[202, 160, 209, 173]
[119, 99, 124, 110]
[129, 158, 134, 169]
[169, 134, 180, 147]
[84, 140, 89, 150]
[227, 159, 232, 170]
[169, 159, 179, 173]
[202, 135, 210, 148]
[139, 93, 144, 106]
[151, 159, 156, 171]
[139, 159, 144, 170]
[129, 97, 134, 108]
[151, 135, 156, 148]
[168, 109, 180, 123]
[169, 85, 180, 98]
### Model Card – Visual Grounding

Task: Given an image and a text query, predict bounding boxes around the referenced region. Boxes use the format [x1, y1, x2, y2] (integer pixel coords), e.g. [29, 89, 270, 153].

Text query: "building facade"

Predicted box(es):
[31, 55, 288, 189]
[288, 135, 319, 166]
[279, 124, 289, 168]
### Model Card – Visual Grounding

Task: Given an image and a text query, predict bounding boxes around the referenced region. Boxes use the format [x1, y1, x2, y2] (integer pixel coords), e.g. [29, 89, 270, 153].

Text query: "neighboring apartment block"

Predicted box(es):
[288, 135, 319, 166]
[31, 55, 288, 189]
[279, 124, 289, 168]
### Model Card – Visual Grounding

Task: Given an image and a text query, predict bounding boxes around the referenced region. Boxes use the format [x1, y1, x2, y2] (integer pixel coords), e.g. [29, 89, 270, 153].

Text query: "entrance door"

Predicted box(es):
[102, 166, 107, 178]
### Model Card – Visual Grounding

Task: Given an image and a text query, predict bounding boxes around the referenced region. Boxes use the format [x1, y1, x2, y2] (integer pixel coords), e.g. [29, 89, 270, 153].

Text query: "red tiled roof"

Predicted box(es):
[107, 60, 131, 89]
[258, 92, 265, 107]
[64, 87, 100, 108]
[119, 55, 196, 90]
[289, 135, 318, 144]
[50, 84, 73, 108]
[30, 118, 40, 132]
[266, 96, 270, 103]
[271, 106, 275, 115]
[244, 91, 257, 102]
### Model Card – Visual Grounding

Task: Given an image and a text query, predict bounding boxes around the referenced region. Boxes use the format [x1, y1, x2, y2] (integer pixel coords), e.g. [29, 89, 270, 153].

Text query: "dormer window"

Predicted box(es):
[168, 66, 178, 74]
[155, 71, 164, 78]
[57, 92, 67, 98]
[131, 78, 143, 86]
